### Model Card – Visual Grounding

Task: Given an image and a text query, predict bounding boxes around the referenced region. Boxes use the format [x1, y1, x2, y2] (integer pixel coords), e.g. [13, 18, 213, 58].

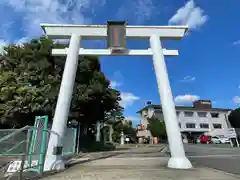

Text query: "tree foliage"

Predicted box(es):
[147, 117, 166, 137]
[228, 108, 240, 128]
[0, 38, 63, 127]
[112, 119, 136, 143]
[0, 37, 122, 128]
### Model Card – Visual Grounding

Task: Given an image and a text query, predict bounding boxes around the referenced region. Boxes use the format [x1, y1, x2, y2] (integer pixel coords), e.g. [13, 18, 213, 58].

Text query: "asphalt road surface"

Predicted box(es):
[185, 144, 240, 176]
[41, 144, 240, 180]
[113, 144, 240, 176]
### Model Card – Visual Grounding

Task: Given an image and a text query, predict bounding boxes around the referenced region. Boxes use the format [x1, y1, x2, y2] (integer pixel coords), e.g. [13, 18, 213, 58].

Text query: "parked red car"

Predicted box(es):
[200, 135, 212, 144]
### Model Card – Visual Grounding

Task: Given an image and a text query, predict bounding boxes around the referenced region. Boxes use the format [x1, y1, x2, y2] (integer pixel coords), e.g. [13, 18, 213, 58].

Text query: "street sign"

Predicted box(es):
[5, 160, 38, 177]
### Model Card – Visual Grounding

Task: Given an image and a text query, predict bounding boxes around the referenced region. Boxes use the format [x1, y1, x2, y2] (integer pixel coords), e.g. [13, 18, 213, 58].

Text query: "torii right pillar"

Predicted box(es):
[150, 34, 192, 169]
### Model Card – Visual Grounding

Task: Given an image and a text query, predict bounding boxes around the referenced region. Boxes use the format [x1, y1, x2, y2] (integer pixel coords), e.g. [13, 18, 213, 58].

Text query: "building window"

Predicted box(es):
[211, 112, 219, 118]
[213, 123, 222, 129]
[179, 123, 181, 128]
[200, 123, 209, 128]
[184, 111, 194, 117]
[186, 123, 196, 128]
[197, 112, 207, 118]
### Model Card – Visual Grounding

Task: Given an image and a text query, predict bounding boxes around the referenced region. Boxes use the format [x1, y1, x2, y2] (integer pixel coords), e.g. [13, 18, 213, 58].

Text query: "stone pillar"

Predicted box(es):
[149, 34, 192, 169]
[120, 131, 124, 145]
[96, 121, 101, 142]
[109, 125, 113, 142]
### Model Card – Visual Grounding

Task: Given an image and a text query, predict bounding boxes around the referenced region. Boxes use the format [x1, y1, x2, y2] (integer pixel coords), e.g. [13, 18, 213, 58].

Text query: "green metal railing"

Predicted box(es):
[0, 126, 31, 156]
[0, 116, 78, 179]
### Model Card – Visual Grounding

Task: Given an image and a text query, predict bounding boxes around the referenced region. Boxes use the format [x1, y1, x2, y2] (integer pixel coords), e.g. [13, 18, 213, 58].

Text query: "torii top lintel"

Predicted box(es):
[40, 23, 188, 40]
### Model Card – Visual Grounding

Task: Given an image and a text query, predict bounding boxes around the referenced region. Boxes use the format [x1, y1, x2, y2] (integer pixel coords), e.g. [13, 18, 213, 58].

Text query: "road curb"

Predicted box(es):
[160, 145, 168, 153]
[205, 167, 240, 179]
[66, 152, 123, 167]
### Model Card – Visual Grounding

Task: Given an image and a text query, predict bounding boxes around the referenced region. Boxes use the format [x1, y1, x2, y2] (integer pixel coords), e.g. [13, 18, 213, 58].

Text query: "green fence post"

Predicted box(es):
[27, 116, 48, 173]
[27, 118, 38, 168]
[73, 128, 77, 154]
[38, 116, 48, 173]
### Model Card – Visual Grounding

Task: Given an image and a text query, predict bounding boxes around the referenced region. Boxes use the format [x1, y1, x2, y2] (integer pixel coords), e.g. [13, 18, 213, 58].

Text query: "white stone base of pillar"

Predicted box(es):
[52, 160, 65, 171]
[44, 155, 65, 171]
[167, 157, 193, 169]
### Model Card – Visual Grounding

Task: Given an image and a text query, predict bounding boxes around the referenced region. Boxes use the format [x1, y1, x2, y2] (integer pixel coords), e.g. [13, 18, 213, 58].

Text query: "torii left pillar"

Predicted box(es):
[44, 34, 81, 171]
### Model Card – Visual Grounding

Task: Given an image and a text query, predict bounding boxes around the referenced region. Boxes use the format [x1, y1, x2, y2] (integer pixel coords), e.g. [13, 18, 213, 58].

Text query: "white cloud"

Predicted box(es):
[113, 71, 124, 81]
[15, 37, 29, 45]
[0, 0, 106, 38]
[174, 94, 200, 104]
[181, 76, 196, 82]
[0, 37, 32, 54]
[0, 40, 7, 54]
[125, 116, 140, 122]
[120, 92, 140, 108]
[110, 72, 139, 108]
[168, 0, 207, 30]
[233, 40, 240, 45]
[233, 96, 240, 105]
[117, 0, 157, 24]
[110, 80, 121, 89]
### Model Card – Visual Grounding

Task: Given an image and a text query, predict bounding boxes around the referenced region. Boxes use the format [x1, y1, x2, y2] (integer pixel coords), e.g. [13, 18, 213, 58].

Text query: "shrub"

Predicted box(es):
[84, 141, 116, 152]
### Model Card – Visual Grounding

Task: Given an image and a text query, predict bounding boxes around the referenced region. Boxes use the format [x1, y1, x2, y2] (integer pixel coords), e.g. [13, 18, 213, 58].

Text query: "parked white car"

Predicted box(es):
[211, 136, 230, 144]
[211, 136, 221, 144]
[217, 136, 230, 144]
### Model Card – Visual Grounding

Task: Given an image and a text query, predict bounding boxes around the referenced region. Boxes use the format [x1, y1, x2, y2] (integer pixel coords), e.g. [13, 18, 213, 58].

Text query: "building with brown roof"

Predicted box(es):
[137, 100, 236, 141]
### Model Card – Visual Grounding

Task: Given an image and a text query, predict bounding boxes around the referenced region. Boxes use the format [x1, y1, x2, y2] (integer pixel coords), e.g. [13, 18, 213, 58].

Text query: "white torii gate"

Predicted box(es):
[41, 22, 192, 171]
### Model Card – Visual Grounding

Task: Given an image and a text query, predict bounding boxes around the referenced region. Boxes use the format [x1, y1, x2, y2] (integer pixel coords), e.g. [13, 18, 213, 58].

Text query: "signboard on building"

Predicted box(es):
[201, 101, 211, 105]
[193, 100, 212, 109]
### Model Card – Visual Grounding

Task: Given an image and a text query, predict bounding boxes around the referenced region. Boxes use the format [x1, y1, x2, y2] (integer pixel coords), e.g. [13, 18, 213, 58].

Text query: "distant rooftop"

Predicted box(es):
[137, 100, 232, 113]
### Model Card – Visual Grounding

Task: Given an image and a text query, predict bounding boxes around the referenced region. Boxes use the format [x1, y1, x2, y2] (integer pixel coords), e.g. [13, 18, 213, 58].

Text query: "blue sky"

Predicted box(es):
[0, 0, 240, 126]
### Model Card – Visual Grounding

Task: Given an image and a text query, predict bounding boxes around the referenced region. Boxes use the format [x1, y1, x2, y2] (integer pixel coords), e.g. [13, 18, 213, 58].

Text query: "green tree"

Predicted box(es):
[112, 119, 136, 143]
[0, 37, 122, 132]
[228, 108, 240, 128]
[0, 38, 64, 127]
[104, 105, 124, 123]
[147, 118, 166, 138]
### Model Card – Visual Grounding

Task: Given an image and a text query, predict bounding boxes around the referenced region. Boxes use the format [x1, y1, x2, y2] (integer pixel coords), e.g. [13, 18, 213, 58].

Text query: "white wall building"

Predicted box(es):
[137, 100, 235, 139]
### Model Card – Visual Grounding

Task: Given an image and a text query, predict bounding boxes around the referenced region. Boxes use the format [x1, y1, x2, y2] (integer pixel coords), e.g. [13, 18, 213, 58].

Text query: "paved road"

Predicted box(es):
[41, 145, 240, 180]
[184, 144, 240, 176]
[112, 144, 240, 176]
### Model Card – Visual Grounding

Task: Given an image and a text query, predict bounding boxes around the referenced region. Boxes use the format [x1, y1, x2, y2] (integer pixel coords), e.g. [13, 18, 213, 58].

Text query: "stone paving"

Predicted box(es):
[69, 144, 167, 164]
[41, 156, 240, 180]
